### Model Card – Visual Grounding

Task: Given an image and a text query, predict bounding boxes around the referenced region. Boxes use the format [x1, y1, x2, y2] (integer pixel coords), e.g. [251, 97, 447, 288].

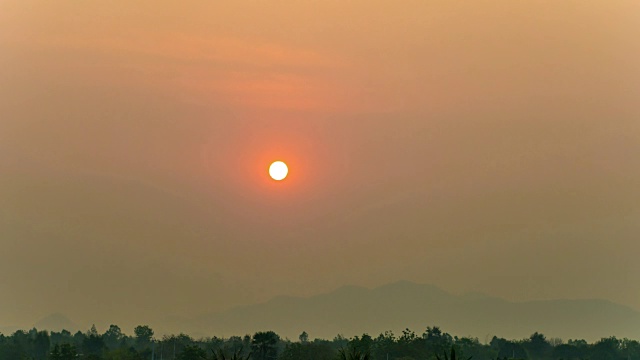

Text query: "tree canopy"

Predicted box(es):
[0, 324, 639, 360]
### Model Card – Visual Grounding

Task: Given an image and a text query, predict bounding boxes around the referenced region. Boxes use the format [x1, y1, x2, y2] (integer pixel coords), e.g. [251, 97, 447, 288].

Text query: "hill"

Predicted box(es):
[34, 313, 78, 333]
[188, 281, 640, 342]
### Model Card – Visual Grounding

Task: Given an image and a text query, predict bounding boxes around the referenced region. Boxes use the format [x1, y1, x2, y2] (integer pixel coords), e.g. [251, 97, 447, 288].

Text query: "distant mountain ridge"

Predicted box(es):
[34, 313, 78, 333]
[188, 281, 640, 342]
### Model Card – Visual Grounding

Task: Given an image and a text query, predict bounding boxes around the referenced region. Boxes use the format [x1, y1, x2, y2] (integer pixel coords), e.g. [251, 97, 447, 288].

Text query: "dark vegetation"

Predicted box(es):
[1, 325, 639, 360]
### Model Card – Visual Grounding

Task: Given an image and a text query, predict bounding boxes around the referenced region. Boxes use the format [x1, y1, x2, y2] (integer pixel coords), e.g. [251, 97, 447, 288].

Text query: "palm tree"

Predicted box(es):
[338, 347, 371, 360]
[210, 347, 251, 360]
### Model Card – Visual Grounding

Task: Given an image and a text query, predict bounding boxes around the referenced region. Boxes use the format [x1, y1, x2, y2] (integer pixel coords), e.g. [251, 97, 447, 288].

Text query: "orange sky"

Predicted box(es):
[1, 1, 639, 335]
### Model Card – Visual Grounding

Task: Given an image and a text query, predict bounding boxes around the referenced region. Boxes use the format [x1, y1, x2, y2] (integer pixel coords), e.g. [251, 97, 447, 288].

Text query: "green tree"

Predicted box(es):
[33, 330, 51, 360]
[349, 334, 373, 355]
[210, 346, 251, 360]
[552, 343, 582, 359]
[51, 330, 73, 349]
[591, 336, 621, 360]
[73, 330, 86, 349]
[435, 347, 472, 360]
[11, 330, 30, 357]
[279, 341, 335, 360]
[523, 332, 551, 360]
[397, 328, 422, 359]
[337, 347, 370, 360]
[298, 331, 309, 343]
[250, 331, 280, 360]
[490, 336, 527, 360]
[621, 338, 640, 360]
[83, 324, 106, 358]
[372, 331, 397, 360]
[0, 341, 22, 360]
[103, 325, 124, 350]
[454, 337, 495, 360]
[103, 347, 142, 360]
[50, 343, 78, 360]
[424, 327, 453, 357]
[177, 344, 206, 360]
[133, 325, 154, 349]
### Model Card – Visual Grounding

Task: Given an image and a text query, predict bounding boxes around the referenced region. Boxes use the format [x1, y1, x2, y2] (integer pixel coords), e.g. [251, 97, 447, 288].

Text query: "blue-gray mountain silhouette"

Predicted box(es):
[34, 313, 78, 333]
[191, 281, 640, 342]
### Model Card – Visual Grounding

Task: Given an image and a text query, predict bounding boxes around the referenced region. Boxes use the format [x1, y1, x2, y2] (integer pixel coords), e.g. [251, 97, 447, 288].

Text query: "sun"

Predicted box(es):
[269, 161, 288, 181]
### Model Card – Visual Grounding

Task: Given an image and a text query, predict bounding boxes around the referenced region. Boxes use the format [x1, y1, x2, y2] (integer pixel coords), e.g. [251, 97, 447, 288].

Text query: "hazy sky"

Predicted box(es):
[1, 1, 639, 334]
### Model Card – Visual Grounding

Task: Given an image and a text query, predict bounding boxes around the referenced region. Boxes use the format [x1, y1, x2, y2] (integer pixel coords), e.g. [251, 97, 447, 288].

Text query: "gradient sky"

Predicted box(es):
[1, 1, 639, 334]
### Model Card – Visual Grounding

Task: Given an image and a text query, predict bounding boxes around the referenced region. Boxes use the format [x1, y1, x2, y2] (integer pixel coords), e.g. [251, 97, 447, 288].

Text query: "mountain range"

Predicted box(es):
[185, 281, 640, 342]
[7, 281, 640, 342]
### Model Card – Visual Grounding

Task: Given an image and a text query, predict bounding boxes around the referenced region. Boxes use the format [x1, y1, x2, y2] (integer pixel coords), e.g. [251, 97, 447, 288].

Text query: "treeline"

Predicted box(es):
[1, 325, 639, 360]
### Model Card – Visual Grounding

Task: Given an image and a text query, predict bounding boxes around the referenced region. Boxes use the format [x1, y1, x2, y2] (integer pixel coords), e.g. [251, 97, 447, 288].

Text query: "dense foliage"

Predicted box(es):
[1, 325, 639, 360]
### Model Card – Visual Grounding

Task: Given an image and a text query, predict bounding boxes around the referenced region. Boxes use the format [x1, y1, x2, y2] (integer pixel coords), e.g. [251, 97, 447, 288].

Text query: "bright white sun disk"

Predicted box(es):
[269, 161, 288, 181]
